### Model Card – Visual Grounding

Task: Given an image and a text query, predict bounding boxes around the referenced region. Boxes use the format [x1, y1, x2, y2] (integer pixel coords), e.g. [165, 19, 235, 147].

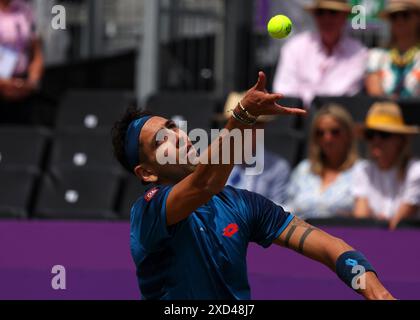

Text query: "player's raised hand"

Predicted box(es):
[241, 71, 307, 117]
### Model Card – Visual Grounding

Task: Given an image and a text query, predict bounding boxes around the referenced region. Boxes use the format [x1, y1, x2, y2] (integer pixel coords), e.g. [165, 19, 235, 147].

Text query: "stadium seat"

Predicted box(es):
[411, 135, 420, 157]
[398, 99, 420, 155]
[0, 126, 50, 174]
[118, 175, 148, 219]
[398, 98, 420, 126]
[33, 169, 122, 220]
[264, 131, 303, 167]
[275, 97, 305, 131]
[146, 92, 218, 133]
[0, 170, 38, 218]
[312, 95, 389, 122]
[47, 131, 121, 172]
[55, 90, 134, 132]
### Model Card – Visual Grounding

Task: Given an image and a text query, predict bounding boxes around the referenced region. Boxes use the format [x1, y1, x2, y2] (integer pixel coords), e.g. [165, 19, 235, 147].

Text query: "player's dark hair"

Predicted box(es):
[111, 107, 154, 175]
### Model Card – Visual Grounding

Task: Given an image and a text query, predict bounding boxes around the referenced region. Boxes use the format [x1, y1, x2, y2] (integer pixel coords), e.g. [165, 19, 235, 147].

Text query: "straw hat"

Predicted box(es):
[222, 91, 276, 123]
[304, 0, 352, 13]
[380, 0, 420, 18]
[363, 102, 419, 135]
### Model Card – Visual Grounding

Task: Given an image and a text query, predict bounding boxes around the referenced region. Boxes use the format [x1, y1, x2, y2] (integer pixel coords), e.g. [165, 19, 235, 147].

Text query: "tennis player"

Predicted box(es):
[112, 72, 394, 300]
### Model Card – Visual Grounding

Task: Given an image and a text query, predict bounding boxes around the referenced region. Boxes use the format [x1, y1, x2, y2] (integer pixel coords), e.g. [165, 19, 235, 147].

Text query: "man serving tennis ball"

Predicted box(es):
[112, 70, 395, 300]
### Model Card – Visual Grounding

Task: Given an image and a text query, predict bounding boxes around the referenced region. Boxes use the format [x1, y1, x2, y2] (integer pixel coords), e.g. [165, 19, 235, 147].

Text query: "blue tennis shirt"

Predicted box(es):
[130, 184, 294, 300]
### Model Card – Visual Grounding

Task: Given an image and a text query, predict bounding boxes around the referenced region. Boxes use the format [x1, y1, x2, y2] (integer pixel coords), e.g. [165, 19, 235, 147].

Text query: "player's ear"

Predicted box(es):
[134, 165, 158, 183]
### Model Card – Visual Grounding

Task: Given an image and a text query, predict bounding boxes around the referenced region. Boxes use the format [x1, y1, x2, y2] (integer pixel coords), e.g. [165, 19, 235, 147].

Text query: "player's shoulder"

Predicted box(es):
[131, 185, 173, 213]
[220, 185, 245, 198]
[222, 185, 270, 205]
[221, 185, 257, 204]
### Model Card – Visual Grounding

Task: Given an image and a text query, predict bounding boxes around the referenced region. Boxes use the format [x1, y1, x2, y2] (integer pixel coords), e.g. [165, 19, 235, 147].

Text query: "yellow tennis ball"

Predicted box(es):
[267, 15, 293, 39]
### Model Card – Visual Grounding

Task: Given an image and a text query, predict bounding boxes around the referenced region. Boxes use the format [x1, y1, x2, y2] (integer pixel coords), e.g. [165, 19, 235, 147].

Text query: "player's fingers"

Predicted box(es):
[275, 104, 307, 115]
[257, 105, 303, 116]
[267, 93, 284, 102]
[254, 71, 266, 91]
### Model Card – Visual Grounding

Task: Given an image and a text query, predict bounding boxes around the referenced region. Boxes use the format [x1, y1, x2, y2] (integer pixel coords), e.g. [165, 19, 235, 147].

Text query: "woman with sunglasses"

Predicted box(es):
[366, 0, 420, 99]
[353, 102, 420, 229]
[285, 104, 359, 219]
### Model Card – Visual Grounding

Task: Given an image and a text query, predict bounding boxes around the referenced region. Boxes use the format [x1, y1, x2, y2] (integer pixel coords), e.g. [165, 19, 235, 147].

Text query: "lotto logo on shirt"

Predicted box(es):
[223, 223, 239, 238]
[144, 187, 159, 202]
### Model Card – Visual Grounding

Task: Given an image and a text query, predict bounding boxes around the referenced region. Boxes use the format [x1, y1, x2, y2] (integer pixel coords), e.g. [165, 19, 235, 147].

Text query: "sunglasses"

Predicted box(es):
[389, 10, 414, 21]
[364, 130, 394, 140]
[315, 128, 342, 138]
[314, 9, 340, 17]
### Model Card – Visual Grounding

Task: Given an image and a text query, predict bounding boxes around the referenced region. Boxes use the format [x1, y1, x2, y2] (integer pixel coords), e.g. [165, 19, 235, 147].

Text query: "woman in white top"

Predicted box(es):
[286, 104, 359, 219]
[353, 102, 420, 229]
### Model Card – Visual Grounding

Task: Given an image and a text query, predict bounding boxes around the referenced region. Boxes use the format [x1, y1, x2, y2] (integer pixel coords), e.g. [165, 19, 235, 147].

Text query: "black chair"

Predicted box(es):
[0, 126, 50, 174]
[276, 97, 305, 131]
[411, 135, 420, 157]
[0, 170, 38, 218]
[312, 95, 389, 122]
[55, 90, 134, 132]
[398, 98, 420, 157]
[146, 92, 218, 133]
[264, 131, 303, 167]
[47, 131, 121, 172]
[398, 98, 420, 126]
[118, 175, 148, 219]
[33, 169, 122, 220]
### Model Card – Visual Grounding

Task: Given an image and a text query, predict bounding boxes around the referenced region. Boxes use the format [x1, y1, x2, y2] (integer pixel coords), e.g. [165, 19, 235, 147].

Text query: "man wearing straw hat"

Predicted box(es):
[273, 0, 367, 107]
[354, 101, 420, 229]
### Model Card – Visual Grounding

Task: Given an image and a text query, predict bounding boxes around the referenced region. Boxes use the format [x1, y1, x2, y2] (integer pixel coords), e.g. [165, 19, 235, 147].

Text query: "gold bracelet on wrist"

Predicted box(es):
[232, 107, 257, 125]
[238, 101, 258, 121]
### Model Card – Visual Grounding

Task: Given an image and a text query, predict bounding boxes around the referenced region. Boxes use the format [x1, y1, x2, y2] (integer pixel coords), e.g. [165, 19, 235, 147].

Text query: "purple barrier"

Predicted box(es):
[0, 221, 419, 300]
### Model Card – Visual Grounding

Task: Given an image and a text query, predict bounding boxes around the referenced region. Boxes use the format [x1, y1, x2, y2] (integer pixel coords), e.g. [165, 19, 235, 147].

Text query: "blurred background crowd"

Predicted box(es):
[0, 0, 419, 230]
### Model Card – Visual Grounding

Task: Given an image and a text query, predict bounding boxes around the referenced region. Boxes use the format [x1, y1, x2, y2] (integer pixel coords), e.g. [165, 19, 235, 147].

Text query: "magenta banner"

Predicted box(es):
[0, 221, 419, 300]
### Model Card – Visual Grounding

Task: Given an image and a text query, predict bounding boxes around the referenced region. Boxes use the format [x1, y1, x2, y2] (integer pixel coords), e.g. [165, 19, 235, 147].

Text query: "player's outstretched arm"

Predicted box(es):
[274, 216, 395, 300]
[165, 72, 306, 226]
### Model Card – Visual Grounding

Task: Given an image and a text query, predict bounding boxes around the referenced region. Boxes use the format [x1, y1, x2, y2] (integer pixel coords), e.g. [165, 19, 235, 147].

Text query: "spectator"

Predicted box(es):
[0, 0, 44, 123]
[366, 0, 420, 99]
[353, 101, 420, 229]
[272, 0, 367, 107]
[285, 104, 359, 219]
[223, 92, 291, 205]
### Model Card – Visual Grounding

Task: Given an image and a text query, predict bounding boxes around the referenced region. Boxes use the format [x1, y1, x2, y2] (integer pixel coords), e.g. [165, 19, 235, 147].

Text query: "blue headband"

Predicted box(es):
[125, 115, 152, 170]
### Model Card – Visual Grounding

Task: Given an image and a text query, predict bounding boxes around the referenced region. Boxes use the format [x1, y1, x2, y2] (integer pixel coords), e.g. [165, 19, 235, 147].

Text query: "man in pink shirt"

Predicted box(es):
[0, 0, 46, 125]
[272, 0, 367, 108]
[0, 0, 43, 102]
